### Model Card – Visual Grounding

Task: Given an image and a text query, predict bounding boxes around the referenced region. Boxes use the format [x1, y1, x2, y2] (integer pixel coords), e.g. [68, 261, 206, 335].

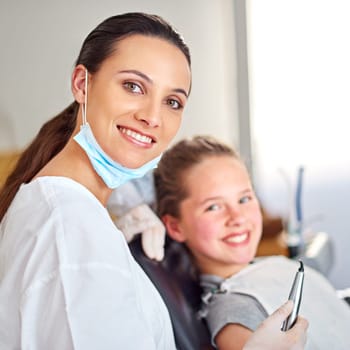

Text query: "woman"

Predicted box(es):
[0, 13, 307, 349]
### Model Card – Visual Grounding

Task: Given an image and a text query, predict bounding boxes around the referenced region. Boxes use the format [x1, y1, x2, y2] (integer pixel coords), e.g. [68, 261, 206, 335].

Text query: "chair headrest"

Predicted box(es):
[129, 236, 213, 350]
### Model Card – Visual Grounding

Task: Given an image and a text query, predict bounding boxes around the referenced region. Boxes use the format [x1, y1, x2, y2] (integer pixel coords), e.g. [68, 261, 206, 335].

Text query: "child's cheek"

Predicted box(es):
[196, 219, 219, 241]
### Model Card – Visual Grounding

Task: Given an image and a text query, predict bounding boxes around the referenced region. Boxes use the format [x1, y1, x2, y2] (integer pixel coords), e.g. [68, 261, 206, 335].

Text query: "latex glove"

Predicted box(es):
[114, 204, 165, 261]
[107, 171, 156, 217]
[244, 301, 309, 350]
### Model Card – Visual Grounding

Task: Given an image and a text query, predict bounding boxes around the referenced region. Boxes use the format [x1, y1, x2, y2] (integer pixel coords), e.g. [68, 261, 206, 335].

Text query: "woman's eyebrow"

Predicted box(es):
[119, 69, 188, 98]
[173, 88, 188, 98]
[119, 69, 152, 82]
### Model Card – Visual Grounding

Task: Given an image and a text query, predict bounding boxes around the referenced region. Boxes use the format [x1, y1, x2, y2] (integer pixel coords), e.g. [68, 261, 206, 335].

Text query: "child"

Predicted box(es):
[154, 135, 350, 350]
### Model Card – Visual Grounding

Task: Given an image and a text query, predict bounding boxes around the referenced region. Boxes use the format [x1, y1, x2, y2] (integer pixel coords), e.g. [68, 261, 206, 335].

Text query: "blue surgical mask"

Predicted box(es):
[73, 69, 161, 189]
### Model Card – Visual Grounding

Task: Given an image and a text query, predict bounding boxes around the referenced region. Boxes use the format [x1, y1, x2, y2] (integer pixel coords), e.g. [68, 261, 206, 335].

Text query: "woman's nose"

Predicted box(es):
[135, 101, 161, 128]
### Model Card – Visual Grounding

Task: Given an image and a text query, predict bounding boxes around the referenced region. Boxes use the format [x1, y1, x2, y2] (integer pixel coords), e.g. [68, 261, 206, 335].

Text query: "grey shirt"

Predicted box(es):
[200, 273, 268, 346]
[200, 256, 350, 350]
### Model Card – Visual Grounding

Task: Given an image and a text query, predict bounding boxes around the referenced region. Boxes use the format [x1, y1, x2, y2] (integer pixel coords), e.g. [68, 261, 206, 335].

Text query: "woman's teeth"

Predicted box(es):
[120, 127, 152, 144]
[225, 233, 248, 243]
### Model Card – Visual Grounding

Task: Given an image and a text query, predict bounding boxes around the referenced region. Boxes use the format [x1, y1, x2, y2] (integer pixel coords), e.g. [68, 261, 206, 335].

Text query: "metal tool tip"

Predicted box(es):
[298, 260, 304, 272]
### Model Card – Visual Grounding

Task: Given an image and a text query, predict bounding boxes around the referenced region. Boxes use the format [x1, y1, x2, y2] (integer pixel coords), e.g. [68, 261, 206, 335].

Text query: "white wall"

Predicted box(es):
[0, 0, 239, 151]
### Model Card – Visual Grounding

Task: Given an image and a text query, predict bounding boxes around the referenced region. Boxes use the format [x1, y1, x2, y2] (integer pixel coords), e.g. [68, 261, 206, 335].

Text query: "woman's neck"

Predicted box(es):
[34, 138, 112, 206]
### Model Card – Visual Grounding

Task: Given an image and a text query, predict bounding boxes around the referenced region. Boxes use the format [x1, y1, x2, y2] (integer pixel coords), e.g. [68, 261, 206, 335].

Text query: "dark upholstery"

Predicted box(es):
[129, 236, 214, 350]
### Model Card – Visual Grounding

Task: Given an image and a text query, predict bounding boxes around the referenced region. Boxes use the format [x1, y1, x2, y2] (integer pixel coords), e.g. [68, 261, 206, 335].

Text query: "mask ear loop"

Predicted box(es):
[82, 68, 88, 126]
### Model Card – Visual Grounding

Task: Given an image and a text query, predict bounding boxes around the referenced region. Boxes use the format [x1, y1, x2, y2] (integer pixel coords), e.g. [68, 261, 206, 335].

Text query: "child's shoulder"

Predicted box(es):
[254, 255, 293, 264]
[253, 255, 300, 270]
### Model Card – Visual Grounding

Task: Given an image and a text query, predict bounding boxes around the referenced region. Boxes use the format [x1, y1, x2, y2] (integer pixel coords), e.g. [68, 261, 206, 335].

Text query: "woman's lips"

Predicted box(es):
[118, 126, 155, 146]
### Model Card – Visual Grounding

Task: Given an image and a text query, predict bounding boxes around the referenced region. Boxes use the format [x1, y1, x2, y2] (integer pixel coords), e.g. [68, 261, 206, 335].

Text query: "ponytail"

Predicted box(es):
[0, 101, 78, 221]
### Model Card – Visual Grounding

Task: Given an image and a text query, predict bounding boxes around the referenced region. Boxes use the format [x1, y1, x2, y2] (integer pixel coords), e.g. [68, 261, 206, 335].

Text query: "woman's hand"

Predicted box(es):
[243, 301, 309, 350]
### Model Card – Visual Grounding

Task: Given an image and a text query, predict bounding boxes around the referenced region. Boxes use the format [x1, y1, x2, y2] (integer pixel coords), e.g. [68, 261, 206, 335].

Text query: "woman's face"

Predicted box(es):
[77, 34, 191, 169]
[172, 156, 263, 278]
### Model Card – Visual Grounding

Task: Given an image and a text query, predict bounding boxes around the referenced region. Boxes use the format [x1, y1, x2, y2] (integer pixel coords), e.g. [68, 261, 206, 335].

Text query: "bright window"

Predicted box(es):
[246, 0, 350, 288]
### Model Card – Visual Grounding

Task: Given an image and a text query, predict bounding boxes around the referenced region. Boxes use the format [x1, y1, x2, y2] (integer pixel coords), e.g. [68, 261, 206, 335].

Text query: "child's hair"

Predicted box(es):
[154, 135, 239, 219]
[0, 12, 191, 221]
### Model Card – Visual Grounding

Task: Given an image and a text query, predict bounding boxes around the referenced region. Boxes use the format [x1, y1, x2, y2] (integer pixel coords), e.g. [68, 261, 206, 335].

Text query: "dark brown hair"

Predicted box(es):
[154, 135, 239, 219]
[0, 12, 191, 221]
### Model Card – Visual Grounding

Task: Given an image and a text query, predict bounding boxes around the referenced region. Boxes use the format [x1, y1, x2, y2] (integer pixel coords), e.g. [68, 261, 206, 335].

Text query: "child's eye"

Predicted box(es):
[239, 195, 252, 204]
[123, 82, 143, 94]
[166, 98, 183, 110]
[206, 204, 221, 212]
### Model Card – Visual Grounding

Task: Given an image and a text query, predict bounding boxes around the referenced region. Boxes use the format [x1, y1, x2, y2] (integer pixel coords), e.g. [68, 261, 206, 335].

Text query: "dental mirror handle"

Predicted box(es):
[281, 260, 304, 331]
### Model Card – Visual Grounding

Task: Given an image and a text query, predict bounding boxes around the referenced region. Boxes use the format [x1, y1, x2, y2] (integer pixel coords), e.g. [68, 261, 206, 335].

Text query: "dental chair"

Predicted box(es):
[129, 236, 214, 350]
[129, 233, 350, 350]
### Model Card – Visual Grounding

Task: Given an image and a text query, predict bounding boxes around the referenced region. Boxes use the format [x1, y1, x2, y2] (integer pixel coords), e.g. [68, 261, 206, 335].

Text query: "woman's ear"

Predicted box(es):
[162, 214, 186, 242]
[71, 64, 88, 104]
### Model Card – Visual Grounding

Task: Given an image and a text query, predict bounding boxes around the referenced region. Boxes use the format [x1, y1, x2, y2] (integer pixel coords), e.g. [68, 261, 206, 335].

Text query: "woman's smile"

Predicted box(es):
[118, 125, 155, 148]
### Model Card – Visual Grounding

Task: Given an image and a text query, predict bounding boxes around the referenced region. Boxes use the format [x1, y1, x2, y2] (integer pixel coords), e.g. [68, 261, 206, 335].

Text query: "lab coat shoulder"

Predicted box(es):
[1, 177, 175, 350]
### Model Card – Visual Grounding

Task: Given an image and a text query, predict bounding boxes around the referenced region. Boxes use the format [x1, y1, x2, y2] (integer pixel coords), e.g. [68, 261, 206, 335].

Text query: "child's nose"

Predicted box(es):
[226, 206, 245, 226]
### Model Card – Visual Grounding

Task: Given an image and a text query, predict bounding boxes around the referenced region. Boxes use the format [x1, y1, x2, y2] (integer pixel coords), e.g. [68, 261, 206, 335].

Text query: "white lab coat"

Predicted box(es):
[0, 177, 175, 350]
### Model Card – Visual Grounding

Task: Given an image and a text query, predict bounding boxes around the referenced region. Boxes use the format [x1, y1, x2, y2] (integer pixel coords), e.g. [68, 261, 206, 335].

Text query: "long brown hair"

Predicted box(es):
[0, 12, 191, 221]
[154, 135, 238, 219]
[154, 135, 240, 284]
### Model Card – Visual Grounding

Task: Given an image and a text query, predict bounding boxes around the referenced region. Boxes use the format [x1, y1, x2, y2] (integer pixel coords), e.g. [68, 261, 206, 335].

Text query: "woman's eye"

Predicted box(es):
[166, 99, 183, 110]
[123, 82, 143, 94]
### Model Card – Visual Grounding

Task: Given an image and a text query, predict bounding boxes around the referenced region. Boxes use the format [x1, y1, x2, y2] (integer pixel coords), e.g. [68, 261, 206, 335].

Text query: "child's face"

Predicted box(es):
[173, 155, 262, 277]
